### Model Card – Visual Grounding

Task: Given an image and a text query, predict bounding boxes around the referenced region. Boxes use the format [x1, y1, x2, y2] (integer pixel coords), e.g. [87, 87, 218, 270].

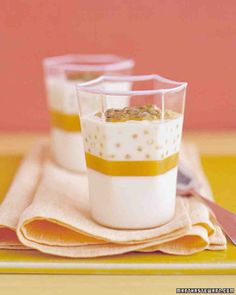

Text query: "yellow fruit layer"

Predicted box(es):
[50, 110, 81, 132]
[85, 152, 179, 176]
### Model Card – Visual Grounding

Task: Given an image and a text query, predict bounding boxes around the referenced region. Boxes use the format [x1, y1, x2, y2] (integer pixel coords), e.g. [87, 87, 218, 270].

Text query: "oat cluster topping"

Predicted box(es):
[95, 104, 178, 122]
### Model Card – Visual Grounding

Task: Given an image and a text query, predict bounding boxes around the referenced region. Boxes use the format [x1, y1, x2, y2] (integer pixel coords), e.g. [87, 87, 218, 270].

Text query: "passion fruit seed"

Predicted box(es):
[95, 104, 178, 122]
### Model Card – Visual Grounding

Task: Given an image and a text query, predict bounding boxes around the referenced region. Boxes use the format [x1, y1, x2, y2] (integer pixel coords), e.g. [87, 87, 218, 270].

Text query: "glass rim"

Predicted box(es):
[43, 54, 135, 72]
[76, 74, 188, 96]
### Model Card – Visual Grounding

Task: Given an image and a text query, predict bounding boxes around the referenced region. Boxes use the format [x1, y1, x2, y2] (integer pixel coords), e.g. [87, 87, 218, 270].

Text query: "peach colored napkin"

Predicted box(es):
[0, 141, 226, 257]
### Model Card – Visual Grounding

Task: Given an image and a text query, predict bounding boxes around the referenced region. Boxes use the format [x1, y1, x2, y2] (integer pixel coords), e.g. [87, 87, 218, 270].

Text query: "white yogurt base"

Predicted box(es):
[81, 114, 183, 229]
[88, 167, 177, 229]
[51, 128, 87, 172]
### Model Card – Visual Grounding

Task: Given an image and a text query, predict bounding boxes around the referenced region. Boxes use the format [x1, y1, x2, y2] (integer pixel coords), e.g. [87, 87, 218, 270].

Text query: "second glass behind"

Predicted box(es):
[43, 54, 134, 172]
[77, 75, 187, 229]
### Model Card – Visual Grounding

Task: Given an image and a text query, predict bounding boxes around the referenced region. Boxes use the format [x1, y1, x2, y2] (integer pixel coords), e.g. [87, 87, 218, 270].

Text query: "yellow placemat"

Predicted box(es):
[0, 154, 235, 274]
[0, 155, 22, 205]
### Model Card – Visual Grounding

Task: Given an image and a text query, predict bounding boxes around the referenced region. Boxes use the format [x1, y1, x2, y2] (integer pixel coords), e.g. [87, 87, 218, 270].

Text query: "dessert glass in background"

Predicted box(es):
[77, 75, 187, 229]
[43, 54, 134, 173]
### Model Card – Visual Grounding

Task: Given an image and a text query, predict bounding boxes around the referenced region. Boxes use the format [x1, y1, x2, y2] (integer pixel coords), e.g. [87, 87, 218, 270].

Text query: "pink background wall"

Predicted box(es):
[1, 0, 236, 131]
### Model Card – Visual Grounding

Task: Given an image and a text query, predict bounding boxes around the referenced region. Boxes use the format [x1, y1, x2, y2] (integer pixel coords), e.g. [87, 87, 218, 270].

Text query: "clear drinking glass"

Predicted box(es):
[77, 75, 187, 229]
[43, 54, 134, 172]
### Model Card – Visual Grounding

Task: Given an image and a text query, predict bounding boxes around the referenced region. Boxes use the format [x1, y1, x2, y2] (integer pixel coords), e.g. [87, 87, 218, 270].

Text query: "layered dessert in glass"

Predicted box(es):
[77, 75, 187, 229]
[43, 54, 134, 172]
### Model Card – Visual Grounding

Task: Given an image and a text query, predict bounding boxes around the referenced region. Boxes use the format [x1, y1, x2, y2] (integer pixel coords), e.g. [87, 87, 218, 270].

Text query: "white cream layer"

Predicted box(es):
[46, 77, 131, 114]
[81, 114, 183, 161]
[45, 77, 81, 114]
[51, 128, 86, 172]
[88, 167, 177, 229]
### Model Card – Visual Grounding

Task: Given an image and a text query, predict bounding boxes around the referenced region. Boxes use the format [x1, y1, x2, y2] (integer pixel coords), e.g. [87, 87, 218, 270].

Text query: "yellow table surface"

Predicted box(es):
[0, 132, 235, 293]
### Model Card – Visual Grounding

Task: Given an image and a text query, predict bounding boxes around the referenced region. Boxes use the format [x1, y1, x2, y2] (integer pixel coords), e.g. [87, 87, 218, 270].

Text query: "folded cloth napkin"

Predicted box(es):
[0, 140, 226, 257]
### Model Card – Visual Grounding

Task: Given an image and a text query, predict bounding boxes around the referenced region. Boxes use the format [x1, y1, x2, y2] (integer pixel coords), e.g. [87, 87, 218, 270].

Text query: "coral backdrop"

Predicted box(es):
[1, 0, 236, 131]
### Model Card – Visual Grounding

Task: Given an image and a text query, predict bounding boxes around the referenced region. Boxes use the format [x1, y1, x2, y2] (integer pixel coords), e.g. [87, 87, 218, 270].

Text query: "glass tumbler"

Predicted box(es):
[43, 54, 134, 172]
[77, 75, 187, 229]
